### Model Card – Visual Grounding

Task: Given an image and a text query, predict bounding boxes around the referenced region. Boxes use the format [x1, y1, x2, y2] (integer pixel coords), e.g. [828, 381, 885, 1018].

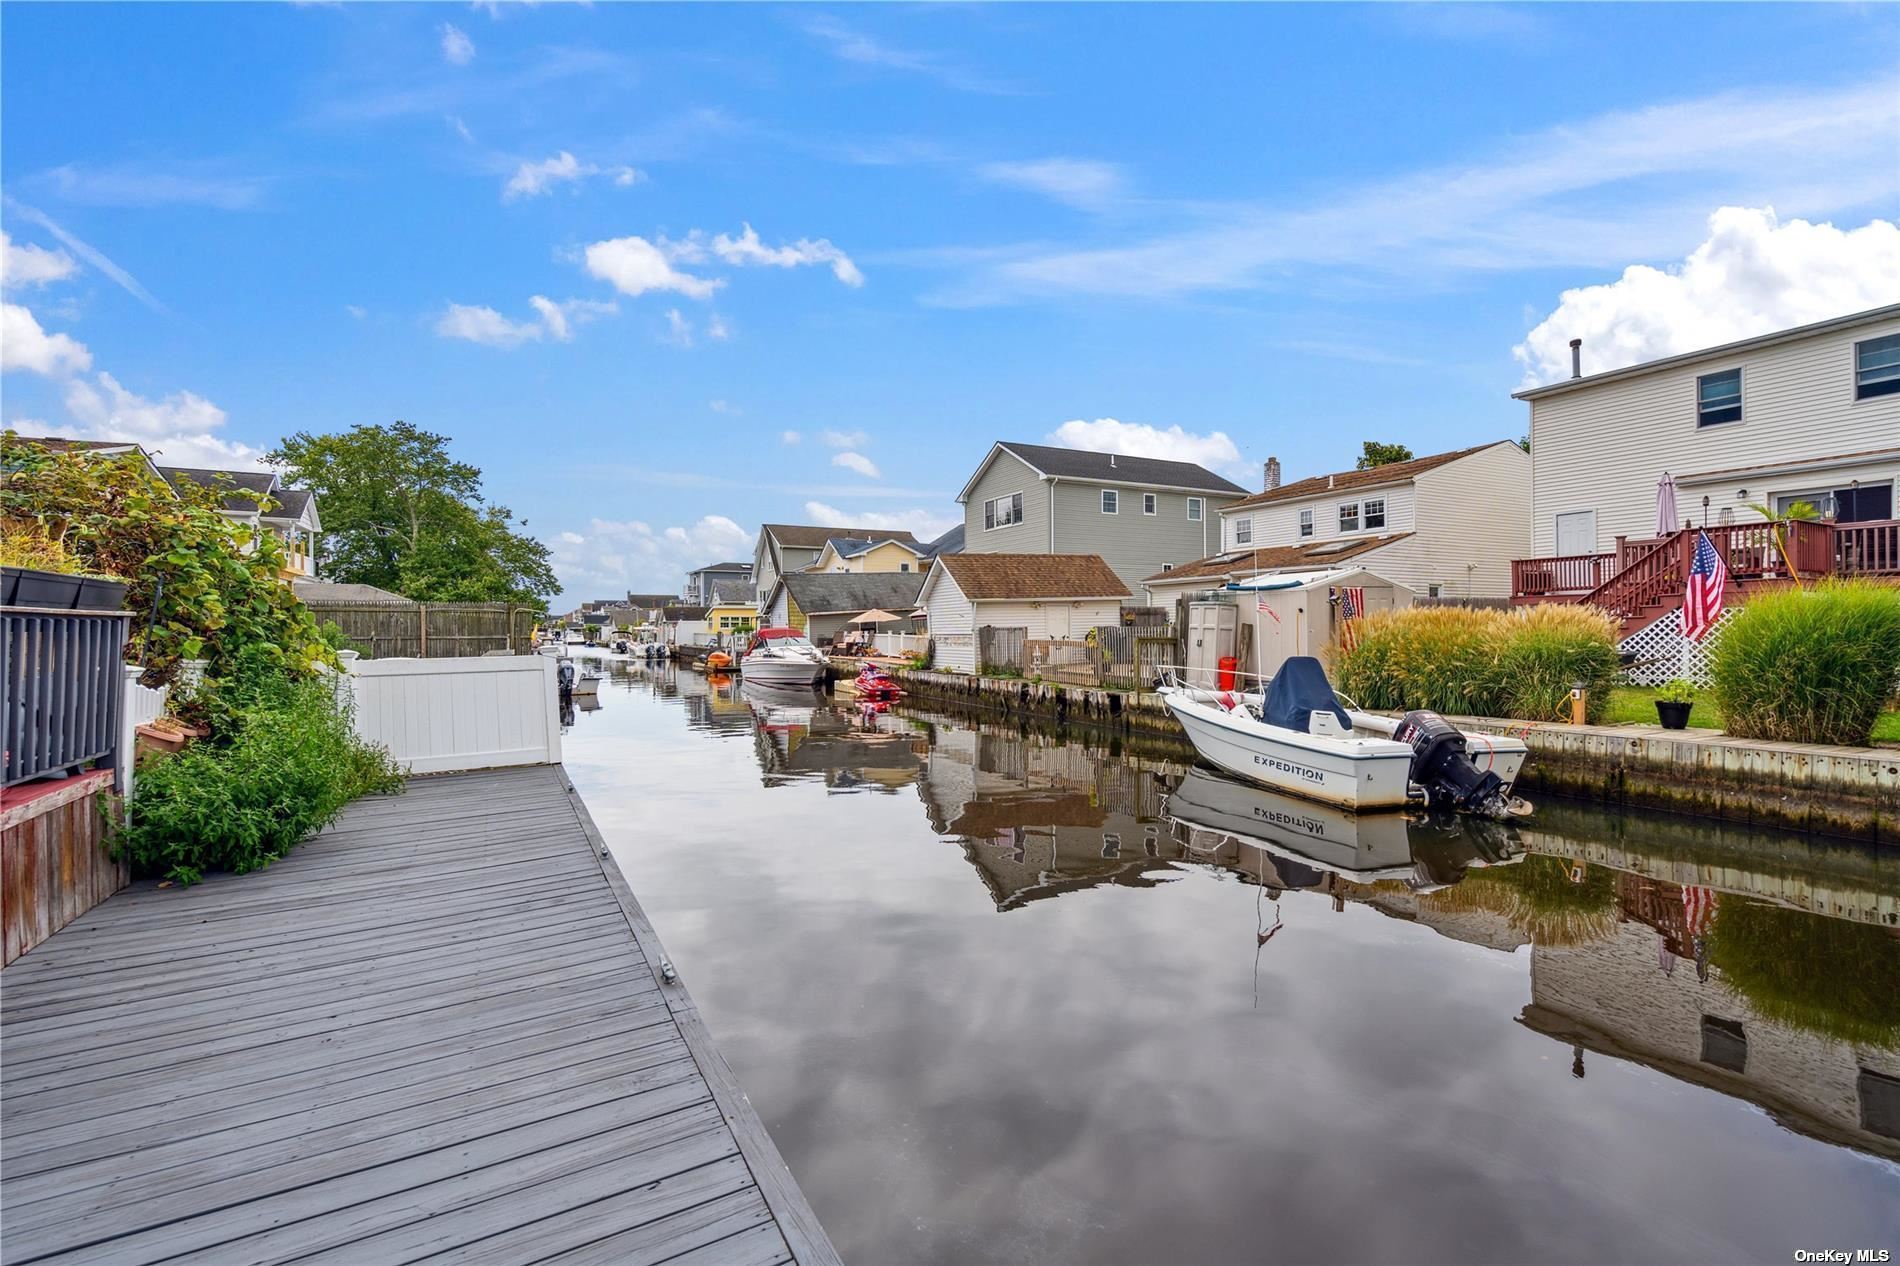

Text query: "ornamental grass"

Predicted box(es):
[1706, 579, 1900, 746]
[1336, 603, 1620, 723]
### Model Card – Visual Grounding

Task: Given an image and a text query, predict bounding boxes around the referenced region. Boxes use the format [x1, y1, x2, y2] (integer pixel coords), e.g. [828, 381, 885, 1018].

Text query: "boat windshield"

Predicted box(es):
[751, 633, 815, 652]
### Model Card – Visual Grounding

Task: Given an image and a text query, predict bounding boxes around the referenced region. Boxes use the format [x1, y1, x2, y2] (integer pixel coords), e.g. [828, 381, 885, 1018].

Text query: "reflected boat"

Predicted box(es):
[1163, 766, 1522, 890]
[743, 680, 825, 729]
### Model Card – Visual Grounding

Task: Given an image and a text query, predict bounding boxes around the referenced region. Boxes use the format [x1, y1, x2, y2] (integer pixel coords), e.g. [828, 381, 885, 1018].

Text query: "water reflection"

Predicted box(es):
[559, 652, 1900, 1261]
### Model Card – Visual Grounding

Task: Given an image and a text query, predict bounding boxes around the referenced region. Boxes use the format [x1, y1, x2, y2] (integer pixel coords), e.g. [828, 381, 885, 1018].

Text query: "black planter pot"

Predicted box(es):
[1656, 700, 1693, 730]
[1, 567, 125, 611]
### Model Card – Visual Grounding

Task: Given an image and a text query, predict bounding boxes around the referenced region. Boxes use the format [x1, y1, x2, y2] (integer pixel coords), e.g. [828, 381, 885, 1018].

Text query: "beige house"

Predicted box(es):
[750, 524, 919, 613]
[1147, 441, 1530, 605]
[808, 536, 927, 575]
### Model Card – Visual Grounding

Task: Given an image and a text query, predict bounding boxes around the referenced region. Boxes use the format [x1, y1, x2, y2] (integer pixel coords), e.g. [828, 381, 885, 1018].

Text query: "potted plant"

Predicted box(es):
[1655, 678, 1696, 730]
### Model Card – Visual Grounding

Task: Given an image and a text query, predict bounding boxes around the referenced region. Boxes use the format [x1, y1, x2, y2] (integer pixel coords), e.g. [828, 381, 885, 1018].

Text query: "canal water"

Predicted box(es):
[561, 655, 1900, 1265]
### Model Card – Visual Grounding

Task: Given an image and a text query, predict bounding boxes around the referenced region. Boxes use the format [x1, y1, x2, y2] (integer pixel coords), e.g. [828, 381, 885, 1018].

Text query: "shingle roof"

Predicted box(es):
[764, 524, 919, 550]
[921, 524, 965, 559]
[989, 442, 1248, 496]
[159, 465, 280, 513]
[705, 577, 755, 605]
[625, 592, 678, 608]
[776, 571, 926, 616]
[822, 535, 923, 561]
[934, 553, 1130, 600]
[690, 561, 752, 574]
[663, 605, 710, 620]
[1142, 535, 1409, 583]
[291, 580, 414, 603]
[264, 487, 315, 520]
[1223, 444, 1501, 512]
[5, 434, 145, 455]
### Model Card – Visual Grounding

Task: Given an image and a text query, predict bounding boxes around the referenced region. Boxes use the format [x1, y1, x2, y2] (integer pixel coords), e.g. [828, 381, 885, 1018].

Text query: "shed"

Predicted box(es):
[763, 572, 927, 645]
[1221, 566, 1414, 681]
[919, 554, 1131, 674]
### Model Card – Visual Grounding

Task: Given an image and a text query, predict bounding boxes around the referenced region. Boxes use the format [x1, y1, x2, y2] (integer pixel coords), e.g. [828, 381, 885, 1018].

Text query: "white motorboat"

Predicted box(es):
[740, 627, 829, 686]
[569, 669, 601, 696]
[1159, 656, 1529, 818]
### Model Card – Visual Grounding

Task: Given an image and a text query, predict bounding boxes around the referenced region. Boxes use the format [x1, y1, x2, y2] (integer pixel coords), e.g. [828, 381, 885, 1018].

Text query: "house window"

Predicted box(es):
[1338, 502, 1361, 533]
[900, 562, 911, 572]
[1298, 509, 1313, 538]
[1427, 583, 1442, 598]
[1857, 333, 1900, 400]
[1160, 562, 1172, 571]
[1363, 497, 1386, 530]
[1699, 1015, 1747, 1074]
[1143, 492, 1157, 515]
[1696, 368, 1742, 426]
[1187, 497, 1203, 521]
[984, 491, 1024, 530]
[1101, 489, 1119, 514]
[1233, 517, 1253, 545]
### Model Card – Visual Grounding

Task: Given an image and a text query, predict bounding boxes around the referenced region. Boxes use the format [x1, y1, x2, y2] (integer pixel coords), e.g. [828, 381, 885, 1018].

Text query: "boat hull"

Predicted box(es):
[1162, 689, 1416, 811]
[741, 654, 827, 686]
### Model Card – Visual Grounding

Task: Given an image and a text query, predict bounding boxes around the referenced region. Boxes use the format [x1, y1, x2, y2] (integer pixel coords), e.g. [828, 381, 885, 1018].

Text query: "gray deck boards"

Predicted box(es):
[0, 765, 838, 1266]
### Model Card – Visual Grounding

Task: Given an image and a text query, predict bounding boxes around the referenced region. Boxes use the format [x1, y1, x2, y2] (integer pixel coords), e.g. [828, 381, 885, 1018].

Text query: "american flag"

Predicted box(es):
[1256, 598, 1281, 624]
[1681, 532, 1728, 642]
[1337, 587, 1365, 652]
[1681, 885, 1717, 937]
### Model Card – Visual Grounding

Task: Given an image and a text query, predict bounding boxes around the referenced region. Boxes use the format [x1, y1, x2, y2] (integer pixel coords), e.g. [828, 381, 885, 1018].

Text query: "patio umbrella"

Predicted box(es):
[849, 608, 905, 625]
[1657, 472, 1679, 535]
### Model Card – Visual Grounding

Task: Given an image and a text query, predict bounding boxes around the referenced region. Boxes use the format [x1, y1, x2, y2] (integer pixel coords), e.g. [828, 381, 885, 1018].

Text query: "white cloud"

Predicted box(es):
[803, 500, 959, 540]
[582, 235, 722, 300]
[780, 429, 801, 444]
[819, 428, 870, 448]
[1515, 206, 1900, 384]
[447, 114, 475, 142]
[528, 294, 616, 341]
[559, 530, 585, 545]
[979, 158, 1123, 209]
[1048, 418, 1245, 477]
[434, 301, 543, 347]
[63, 371, 265, 468]
[832, 451, 881, 479]
[1, 303, 91, 376]
[662, 308, 694, 346]
[4, 201, 165, 314]
[936, 75, 1900, 304]
[553, 513, 754, 598]
[503, 151, 587, 201]
[38, 161, 265, 211]
[710, 223, 863, 287]
[706, 312, 730, 341]
[612, 166, 642, 187]
[802, 15, 1016, 95]
[440, 23, 475, 65]
[710, 399, 741, 415]
[345, 304, 367, 319]
[1, 231, 78, 288]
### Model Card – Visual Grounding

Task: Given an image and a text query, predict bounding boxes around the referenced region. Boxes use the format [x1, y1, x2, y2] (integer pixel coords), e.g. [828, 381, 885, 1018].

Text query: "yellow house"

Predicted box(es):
[705, 602, 758, 637]
[809, 536, 927, 575]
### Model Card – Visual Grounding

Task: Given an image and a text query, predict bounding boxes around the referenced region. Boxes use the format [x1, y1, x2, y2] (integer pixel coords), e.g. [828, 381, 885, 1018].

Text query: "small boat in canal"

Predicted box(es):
[853, 662, 903, 702]
[1158, 656, 1530, 819]
[740, 627, 829, 686]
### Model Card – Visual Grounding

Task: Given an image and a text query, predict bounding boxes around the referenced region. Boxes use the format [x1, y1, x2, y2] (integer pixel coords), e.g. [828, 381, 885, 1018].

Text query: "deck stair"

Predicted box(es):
[1577, 521, 1837, 637]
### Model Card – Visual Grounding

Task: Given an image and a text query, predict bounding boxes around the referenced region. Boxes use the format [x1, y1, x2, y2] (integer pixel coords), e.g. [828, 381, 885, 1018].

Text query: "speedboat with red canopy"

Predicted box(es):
[741, 626, 829, 686]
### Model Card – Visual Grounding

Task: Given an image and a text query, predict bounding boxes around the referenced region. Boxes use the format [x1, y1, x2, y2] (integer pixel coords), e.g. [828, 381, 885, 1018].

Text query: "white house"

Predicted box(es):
[1145, 441, 1530, 605]
[919, 553, 1130, 674]
[159, 465, 322, 580]
[1515, 303, 1900, 564]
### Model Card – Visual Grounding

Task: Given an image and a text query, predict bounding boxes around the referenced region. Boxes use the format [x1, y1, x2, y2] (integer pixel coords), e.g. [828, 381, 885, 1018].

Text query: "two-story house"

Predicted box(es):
[159, 464, 322, 581]
[955, 441, 1249, 593]
[1143, 441, 1531, 605]
[682, 561, 752, 604]
[808, 535, 928, 574]
[1510, 303, 1900, 624]
[750, 524, 919, 612]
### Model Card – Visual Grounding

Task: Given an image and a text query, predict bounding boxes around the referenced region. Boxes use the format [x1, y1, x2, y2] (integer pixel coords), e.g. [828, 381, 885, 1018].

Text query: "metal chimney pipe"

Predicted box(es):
[1569, 338, 1583, 379]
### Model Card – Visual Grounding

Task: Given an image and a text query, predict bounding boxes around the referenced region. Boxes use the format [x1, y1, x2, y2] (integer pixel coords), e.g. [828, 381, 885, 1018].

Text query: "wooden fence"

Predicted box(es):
[303, 600, 537, 659]
[978, 626, 1028, 674]
[2, 770, 123, 965]
[1018, 627, 1179, 688]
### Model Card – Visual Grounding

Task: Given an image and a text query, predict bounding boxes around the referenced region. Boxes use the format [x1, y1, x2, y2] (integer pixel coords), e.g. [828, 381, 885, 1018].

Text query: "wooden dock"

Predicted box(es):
[0, 766, 839, 1266]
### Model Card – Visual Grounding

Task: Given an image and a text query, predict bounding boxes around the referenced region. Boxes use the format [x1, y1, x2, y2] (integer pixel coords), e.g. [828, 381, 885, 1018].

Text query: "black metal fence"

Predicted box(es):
[3, 610, 129, 788]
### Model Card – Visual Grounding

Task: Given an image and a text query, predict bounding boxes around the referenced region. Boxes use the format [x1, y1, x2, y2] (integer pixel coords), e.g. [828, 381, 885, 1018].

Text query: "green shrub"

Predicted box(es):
[1336, 603, 1619, 722]
[116, 650, 404, 884]
[1707, 579, 1900, 745]
[1709, 898, 1900, 1048]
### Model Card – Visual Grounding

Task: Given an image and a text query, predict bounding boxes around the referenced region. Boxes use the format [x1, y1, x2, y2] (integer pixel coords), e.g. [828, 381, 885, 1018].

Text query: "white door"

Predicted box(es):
[1555, 510, 1597, 557]
[1185, 603, 1238, 688]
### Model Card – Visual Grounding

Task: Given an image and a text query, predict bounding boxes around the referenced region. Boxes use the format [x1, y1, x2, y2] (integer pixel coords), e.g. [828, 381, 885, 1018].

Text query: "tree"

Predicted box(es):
[270, 422, 558, 605]
[1355, 441, 1414, 470]
[0, 435, 333, 685]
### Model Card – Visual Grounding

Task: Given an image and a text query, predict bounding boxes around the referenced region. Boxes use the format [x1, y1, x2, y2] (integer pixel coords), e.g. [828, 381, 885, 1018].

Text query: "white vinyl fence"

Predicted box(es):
[119, 666, 170, 799]
[873, 632, 929, 658]
[343, 655, 561, 774]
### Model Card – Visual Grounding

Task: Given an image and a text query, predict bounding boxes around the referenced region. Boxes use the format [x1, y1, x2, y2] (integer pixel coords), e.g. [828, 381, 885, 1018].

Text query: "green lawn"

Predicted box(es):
[1603, 686, 1900, 744]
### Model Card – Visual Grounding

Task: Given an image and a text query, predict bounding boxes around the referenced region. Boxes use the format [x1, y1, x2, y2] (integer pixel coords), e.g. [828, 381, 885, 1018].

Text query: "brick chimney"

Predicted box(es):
[1264, 456, 1281, 490]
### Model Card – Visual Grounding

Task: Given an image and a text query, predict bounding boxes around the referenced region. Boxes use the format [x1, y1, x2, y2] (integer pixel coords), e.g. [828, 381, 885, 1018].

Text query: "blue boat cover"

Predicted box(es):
[1261, 656, 1352, 734]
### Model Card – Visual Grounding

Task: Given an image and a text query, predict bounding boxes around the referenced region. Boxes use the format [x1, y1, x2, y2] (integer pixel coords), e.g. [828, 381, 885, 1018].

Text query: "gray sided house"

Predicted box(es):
[761, 571, 927, 645]
[956, 442, 1248, 593]
[751, 523, 920, 612]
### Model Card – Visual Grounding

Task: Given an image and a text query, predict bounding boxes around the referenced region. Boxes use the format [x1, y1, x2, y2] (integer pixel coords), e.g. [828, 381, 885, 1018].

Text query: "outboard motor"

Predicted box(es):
[1394, 710, 1509, 818]
[556, 659, 578, 698]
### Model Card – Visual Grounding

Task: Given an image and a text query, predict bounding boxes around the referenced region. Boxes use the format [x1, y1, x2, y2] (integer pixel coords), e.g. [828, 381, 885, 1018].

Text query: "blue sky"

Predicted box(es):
[4, 3, 1897, 603]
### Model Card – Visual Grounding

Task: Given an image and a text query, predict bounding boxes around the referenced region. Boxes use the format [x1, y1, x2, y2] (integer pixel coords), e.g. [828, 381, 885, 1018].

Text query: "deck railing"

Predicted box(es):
[1834, 519, 1900, 576]
[1509, 552, 1618, 599]
[3, 609, 131, 789]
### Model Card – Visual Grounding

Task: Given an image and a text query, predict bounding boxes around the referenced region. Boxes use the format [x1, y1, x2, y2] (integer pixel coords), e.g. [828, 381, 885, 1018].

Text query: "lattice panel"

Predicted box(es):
[1620, 606, 1735, 686]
